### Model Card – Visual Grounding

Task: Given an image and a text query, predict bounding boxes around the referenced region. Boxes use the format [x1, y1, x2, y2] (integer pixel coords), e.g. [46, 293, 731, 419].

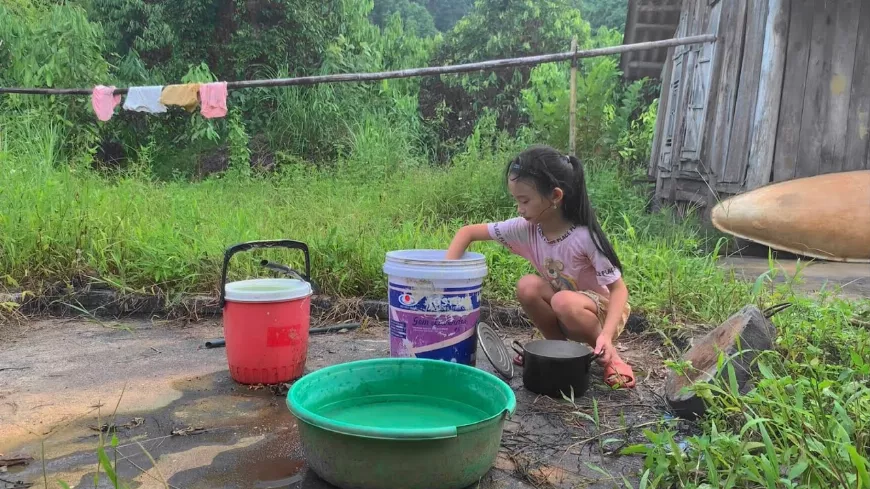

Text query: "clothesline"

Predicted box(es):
[0, 35, 716, 96]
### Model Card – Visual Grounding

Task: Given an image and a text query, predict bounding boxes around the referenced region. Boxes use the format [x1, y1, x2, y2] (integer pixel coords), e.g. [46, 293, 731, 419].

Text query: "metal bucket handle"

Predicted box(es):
[220, 240, 313, 307]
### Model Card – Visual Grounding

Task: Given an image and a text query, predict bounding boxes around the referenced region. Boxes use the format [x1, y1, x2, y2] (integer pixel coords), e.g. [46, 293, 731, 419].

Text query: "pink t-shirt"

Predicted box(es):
[488, 217, 621, 296]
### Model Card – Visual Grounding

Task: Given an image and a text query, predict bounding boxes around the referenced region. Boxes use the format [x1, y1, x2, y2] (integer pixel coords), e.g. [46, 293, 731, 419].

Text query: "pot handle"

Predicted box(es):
[220, 240, 312, 307]
[510, 340, 524, 359]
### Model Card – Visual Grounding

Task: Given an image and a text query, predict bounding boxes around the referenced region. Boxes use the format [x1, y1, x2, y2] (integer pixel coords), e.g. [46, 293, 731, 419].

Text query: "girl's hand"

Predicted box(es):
[594, 333, 614, 365]
[445, 224, 492, 260]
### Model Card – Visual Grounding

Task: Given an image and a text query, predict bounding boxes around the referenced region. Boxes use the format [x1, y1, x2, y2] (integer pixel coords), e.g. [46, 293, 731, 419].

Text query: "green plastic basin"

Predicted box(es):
[286, 358, 516, 489]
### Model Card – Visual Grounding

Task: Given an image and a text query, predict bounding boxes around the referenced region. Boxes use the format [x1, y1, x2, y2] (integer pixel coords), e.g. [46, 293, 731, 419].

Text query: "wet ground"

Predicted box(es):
[0, 319, 674, 489]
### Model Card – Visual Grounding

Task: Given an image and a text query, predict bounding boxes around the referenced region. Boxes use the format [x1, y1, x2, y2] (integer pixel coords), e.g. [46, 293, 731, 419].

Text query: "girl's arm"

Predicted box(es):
[594, 277, 629, 364]
[445, 224, 492, 259]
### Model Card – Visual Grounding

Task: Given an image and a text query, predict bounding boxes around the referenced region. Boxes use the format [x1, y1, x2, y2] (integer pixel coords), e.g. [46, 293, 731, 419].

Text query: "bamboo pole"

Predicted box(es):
[0, 35, 716, 96]
[569, 36, 578, 156]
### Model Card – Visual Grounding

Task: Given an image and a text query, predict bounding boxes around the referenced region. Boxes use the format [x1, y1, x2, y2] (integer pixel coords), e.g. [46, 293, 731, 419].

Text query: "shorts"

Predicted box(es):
[557, 290, 630, 340]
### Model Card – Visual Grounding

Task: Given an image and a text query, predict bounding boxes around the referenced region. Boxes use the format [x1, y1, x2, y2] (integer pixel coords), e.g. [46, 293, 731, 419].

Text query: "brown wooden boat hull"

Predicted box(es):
[711, 171, 870, 262]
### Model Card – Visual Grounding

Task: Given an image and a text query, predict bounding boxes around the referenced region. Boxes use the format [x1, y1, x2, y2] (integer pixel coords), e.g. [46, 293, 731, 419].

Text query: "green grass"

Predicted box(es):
[1, 110, 748, 327]
[3, 109, 870, 489]
[626, 296, 870, 489]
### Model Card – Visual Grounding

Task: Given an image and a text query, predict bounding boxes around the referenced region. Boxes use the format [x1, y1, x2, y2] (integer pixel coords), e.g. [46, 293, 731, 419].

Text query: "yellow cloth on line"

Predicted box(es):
[159, 84, 201, 112]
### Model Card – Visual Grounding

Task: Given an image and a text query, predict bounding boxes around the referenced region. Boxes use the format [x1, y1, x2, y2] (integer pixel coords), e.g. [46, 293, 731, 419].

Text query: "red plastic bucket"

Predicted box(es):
[223, 278, 312, 384]
[220, 240, 316, 385]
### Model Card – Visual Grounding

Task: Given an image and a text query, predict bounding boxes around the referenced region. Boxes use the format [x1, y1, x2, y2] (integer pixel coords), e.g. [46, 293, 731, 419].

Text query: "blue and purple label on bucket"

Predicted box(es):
[388, 282, 481, 365]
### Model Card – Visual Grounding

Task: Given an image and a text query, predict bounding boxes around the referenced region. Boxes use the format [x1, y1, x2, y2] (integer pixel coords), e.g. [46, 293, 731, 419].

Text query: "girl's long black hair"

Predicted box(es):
[507, 144, 623, 271]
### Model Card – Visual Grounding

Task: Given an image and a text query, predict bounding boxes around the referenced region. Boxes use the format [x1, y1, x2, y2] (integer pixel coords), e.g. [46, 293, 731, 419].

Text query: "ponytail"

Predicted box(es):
[564, 155, 623, 271]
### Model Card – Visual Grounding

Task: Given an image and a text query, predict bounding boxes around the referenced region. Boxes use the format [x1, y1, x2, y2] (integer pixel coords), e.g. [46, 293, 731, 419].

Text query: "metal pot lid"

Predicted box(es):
[478, 322, 513, 380]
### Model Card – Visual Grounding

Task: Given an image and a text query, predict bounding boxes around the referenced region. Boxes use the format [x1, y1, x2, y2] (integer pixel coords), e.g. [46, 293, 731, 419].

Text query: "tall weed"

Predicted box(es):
[626, 297, 870, 489]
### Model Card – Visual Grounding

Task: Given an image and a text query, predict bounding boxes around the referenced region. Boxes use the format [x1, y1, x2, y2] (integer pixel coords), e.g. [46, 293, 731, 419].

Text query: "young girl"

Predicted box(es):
[446, 145, 635, 388]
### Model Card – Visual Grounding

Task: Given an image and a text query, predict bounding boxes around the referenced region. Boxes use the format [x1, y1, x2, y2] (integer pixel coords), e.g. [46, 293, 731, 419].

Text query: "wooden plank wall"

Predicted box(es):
[745, 0, 789, 190]
[648, 46, 674, 179]
[773, 0, 870, 180]
[650, 0, 870, 209]
[719, 0, 769, 185]
[649, 0, 746, 206]
[621, 0, 683, 81]
[703, 0, 748, 194]
[846, 1, 870, 171]
[651, 0, 727, 207]
[771, 0, 813, 182]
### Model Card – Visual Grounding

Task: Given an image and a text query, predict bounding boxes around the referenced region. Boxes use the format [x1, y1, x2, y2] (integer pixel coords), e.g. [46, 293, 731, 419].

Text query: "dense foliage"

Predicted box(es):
[582, 0, 629, 30]
[1, 1, 867, 487]
[0, 0, 647, 174]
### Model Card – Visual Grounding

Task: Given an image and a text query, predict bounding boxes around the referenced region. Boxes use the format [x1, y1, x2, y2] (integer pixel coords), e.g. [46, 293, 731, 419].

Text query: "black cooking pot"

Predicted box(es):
[511, 340, 600, 398]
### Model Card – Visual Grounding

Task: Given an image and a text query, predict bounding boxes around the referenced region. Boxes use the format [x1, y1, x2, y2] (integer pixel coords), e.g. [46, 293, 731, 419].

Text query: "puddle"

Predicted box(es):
[171, 421, 307, 489]
[4, 371, 308, 489]
[248, 459, 306, 489]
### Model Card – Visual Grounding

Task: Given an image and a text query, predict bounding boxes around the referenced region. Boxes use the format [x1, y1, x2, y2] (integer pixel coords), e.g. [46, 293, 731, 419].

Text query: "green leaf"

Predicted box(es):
[637, 469, 651, 489]
[726, 361, 739, 395]
[848, 445, 870, 488]
[572, 411, 595, 423]
[752, 270, 770, 296]
[58, 482, 72, 489]
[787, 458, 809, 480]
[756, 359, 775, 379]
[97, 446, 119, 487]
[744, 441, 766, 453]
[620, 444, 650, 456]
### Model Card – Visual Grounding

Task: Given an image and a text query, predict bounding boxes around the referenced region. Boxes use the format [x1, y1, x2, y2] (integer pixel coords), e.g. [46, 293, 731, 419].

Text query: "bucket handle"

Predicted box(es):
[220, 240, 312, 307]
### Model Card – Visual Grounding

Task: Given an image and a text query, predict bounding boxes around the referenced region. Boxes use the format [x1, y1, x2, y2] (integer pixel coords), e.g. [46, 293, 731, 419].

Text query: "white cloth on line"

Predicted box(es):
[123, 86, 167, 113]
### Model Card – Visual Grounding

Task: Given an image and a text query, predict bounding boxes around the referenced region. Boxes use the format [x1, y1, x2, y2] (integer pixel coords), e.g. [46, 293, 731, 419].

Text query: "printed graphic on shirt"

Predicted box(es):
[596, 266, 618, 279]
[488, 217, 622, 294]
[544, 257, 579, 291]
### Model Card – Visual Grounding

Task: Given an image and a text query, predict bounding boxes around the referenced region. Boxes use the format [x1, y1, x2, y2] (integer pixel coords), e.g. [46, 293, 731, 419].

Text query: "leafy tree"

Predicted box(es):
[419, 0, 474, 32]
[84, 0, 366, 81]
[0, 2, 109, 90]
[420, 0, 589, 152]
[581, 0, 627, 30]
[0, 1, 110, 152]
[375, 0, 474, 34]
[371, 0, 438, 37]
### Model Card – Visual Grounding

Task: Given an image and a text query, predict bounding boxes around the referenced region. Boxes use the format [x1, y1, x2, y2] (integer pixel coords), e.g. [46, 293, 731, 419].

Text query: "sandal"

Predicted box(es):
[510, 341, 526, 367]
[603, 357, 636, 389]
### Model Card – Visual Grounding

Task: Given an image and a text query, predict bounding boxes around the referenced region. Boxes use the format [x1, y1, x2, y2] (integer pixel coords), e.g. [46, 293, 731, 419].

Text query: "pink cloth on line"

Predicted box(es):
[91, 85, 121, 121]
[200, 82, 228, 119]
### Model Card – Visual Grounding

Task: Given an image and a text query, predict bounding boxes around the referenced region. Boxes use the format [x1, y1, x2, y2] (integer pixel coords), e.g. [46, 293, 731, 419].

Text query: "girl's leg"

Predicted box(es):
[549, 291, 601, 345]
[551, 291, 635, 386]
[515, 275, 564, 340]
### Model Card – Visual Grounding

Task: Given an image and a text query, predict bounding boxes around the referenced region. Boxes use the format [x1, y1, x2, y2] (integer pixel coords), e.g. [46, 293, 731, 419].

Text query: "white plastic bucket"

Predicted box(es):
[383, 250, 488, 365]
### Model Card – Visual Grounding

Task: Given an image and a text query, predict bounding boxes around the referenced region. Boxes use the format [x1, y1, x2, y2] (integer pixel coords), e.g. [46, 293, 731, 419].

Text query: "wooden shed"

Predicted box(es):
[620, 0, 683, 81]
[648, 0, 870, 211]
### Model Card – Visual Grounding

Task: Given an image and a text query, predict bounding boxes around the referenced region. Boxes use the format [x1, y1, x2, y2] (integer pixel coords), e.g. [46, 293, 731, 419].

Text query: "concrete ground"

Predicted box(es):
[0, 319, 672, 489]
[719, 257, 870, 299]
[4, 258, 860, 489]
